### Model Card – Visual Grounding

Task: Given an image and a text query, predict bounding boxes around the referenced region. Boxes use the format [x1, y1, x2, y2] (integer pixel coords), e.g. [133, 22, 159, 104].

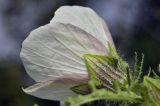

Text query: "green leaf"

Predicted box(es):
[136, 53, 144, 82]
[65, 89, 142, 106]
[133, 53, 145, 82]
[71, 83, 91, 95]
[143, 77, 160, 105]
[107, 42, 118, 58]
[133, 52, 138, 80]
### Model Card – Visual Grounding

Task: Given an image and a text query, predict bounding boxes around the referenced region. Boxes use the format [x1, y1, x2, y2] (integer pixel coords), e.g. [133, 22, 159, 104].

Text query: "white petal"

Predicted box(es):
[51, 6, 115, 48]
[23, 73, 88, 101]
[23, 73, 89, 101]
[20, 23, 107, 82]
[23, 79, 74, 101]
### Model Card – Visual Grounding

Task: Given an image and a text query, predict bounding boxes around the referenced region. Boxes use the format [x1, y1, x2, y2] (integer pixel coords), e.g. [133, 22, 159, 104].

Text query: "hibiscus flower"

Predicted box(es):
[20, 6, 122, 101]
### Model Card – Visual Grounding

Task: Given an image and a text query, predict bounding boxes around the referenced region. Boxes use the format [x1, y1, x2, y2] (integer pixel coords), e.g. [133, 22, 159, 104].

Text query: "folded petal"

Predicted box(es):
[51, 6, 115, 48]
[20, 23, 107, 82]
[23, 73, 88, 101]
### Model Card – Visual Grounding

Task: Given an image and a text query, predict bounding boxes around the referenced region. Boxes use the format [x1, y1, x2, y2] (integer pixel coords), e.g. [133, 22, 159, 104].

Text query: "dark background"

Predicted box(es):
[0, 0, 160, 106]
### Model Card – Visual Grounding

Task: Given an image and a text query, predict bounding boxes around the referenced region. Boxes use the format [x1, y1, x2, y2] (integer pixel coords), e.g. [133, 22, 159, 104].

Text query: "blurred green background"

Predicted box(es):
[0, 0, 159, 106]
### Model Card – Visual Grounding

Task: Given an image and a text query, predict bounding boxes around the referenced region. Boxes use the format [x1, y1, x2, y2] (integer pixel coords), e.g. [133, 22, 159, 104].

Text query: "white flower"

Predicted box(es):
[20, 6, 114, 101]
